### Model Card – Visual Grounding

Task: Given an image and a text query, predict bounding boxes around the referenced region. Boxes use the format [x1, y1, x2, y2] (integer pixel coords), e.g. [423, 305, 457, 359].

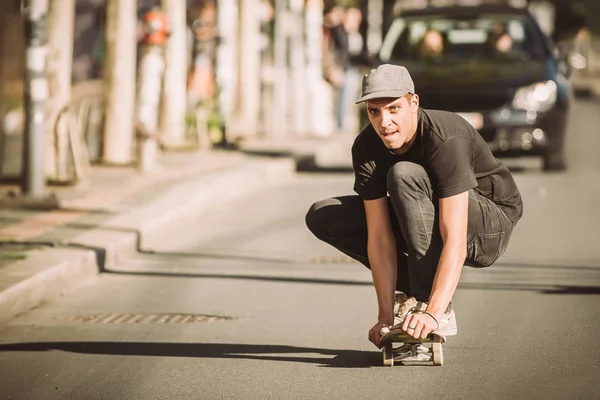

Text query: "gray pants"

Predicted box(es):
[305, 162, 515, 302]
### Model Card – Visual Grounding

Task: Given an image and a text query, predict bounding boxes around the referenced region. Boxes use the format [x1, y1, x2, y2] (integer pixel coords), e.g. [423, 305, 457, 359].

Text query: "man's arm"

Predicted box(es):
[427, 191, 469, 319]
[364, 198, 397, 326]
[401, 190, 469, 338]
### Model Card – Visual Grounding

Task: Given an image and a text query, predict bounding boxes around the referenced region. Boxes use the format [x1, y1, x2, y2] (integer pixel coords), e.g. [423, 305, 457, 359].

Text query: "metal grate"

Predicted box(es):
[309, 255, 357, 264]
[65, 313, 233, 324]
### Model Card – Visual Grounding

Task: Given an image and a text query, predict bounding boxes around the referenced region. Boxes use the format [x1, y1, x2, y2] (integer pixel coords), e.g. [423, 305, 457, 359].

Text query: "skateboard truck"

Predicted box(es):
[379, 326, 446, 366]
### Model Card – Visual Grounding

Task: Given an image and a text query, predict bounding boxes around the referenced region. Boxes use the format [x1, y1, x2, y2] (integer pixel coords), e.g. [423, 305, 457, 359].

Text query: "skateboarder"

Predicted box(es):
[305, 64, 523, 347]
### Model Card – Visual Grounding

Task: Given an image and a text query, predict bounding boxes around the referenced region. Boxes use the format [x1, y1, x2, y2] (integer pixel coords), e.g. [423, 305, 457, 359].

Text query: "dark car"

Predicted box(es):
[377, 4, 572, 171]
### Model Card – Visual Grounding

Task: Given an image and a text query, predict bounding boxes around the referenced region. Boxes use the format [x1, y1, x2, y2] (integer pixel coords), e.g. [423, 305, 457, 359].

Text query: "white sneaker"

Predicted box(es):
[434, 309, 457, 336]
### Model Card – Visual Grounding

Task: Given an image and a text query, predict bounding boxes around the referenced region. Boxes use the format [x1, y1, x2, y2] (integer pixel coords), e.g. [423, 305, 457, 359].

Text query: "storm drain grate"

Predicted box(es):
[66, 313, 233, 324]
[310, 255, 357, 264]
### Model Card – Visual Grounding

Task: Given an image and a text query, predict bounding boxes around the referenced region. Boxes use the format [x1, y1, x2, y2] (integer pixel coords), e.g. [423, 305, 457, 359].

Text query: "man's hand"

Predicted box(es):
[401, 311, 438, 339]
[368, 321, 391, 348]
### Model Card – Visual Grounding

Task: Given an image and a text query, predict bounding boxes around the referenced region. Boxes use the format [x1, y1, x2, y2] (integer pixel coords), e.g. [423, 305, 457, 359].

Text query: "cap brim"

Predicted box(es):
[355, 90, 411, 104]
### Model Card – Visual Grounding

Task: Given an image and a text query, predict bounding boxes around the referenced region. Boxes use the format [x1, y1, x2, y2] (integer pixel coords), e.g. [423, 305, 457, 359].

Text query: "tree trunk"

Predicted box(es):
[102, 0, 137, 165]
[46, 0, 75, 179]
[229, 0, 262, 140]
[160, 0, 188, 148]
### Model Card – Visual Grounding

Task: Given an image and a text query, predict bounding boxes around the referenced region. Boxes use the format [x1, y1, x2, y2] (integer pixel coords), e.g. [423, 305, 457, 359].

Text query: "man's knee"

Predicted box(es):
[305, 199, 333, 239]
[387, 162, 427, 186]
[387, 162, 431, 196]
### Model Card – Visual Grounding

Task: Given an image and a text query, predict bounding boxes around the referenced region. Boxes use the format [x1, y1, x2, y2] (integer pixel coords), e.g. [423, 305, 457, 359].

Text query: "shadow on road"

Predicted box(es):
[138, 250, 600, 271]
[458, 282, 600, 294]
[106, 267, 600, 295]
[0, 341, 378, 369]
[135, 250, 600, 273]
[140, 249, 302, 264]
[108, 268, 372, 286]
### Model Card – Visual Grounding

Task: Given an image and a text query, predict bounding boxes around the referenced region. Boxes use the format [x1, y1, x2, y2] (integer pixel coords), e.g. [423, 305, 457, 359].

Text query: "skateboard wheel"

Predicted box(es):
[432, 342, 443, 366]
[382, 344, 394, 366]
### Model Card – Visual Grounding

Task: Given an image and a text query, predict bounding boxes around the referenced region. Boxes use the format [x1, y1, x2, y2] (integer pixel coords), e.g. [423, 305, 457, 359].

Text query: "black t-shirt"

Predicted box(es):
[352, 108, 523, 224]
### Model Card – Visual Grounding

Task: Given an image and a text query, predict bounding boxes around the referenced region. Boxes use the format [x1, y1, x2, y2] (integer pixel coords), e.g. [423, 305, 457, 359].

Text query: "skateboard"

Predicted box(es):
[379, 326, 446, 366]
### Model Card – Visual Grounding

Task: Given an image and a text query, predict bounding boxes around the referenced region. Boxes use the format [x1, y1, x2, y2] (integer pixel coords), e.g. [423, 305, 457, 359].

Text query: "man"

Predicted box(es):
[305, 64, 522, 348]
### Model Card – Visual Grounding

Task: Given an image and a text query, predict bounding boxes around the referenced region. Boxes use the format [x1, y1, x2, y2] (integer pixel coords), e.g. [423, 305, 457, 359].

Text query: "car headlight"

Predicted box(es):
[512, 81, 557, 112]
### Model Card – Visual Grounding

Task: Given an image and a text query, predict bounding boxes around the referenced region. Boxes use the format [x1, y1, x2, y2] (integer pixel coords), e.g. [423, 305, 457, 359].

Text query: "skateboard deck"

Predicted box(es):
[379, 326, 446, 366]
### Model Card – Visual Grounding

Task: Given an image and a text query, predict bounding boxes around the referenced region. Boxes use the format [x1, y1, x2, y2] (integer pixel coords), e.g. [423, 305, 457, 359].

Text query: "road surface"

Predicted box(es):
[0, 98, 599, 400]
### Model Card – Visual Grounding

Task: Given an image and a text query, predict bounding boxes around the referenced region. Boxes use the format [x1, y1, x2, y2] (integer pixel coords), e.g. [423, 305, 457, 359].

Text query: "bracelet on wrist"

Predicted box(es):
[410, 309, 439, 330]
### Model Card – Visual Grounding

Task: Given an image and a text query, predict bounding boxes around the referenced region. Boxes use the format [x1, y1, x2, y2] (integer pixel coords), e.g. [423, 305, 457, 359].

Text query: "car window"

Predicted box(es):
[380, 13, 549, 63]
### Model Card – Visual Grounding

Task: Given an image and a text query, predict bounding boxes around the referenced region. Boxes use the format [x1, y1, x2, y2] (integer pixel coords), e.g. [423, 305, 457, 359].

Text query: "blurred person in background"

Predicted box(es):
[72, 3, 106, 81]
[188, 0, 218, 107]
[337, 7, 365, 134]
[571, 27, 592, 71]
[416, 29, 445, 60]
[322, 5, 346, 92]
[323, 5, 367, 134]
[487, 24, 514, 54]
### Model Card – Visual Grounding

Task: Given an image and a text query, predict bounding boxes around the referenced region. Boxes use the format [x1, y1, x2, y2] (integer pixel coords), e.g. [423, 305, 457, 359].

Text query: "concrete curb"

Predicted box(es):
[0, 248, 97, 325]
[0, 157, 295, 324]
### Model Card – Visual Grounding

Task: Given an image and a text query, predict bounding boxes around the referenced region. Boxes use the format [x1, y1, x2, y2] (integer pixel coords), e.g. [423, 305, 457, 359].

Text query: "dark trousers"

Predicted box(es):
[305, 162, 515, 302]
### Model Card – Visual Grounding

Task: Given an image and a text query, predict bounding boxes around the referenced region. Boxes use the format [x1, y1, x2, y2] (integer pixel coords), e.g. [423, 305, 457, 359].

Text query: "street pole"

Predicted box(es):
[102, 0, 136, 165]
[382, 0, 395, 38]
[160, 0, 188, 149]
[22, 0, 49, 198]
[366, 0, 384, 58]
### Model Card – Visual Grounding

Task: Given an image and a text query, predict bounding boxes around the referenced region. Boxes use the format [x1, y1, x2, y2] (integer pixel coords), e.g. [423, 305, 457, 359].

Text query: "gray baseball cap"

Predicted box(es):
[355, 64, 415, 104]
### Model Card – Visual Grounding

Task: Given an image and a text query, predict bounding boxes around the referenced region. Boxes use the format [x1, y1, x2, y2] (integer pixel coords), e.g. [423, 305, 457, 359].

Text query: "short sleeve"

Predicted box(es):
[428, 136, 477, 198]
[352, 140, 387, 200]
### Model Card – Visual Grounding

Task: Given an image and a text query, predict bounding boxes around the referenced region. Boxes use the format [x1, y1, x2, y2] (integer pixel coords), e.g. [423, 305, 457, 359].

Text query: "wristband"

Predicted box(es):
[422, 311, 439, 330]
[409, 309, 439, 330]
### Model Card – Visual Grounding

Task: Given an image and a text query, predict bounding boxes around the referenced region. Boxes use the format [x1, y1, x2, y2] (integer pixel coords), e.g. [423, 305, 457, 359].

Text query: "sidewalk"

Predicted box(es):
[238, 135, 354, 172]
[0, 149, 295, 324]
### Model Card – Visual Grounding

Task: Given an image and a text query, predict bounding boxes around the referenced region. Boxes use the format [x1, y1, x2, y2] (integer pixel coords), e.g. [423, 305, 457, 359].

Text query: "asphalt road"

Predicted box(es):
[1, 98, 599, 400]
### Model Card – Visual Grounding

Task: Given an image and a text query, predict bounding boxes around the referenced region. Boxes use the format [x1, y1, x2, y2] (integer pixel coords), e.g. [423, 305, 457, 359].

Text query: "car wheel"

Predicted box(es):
[543, 151, 566, 172]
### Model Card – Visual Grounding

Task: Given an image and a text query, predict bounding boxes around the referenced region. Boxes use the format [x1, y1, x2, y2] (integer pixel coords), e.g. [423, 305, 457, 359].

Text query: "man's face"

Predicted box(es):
[366, 95, 419, 153]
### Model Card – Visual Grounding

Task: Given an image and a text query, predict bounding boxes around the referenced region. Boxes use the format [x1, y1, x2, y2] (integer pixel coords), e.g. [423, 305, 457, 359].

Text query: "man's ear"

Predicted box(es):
[411, 94, 420, 112]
